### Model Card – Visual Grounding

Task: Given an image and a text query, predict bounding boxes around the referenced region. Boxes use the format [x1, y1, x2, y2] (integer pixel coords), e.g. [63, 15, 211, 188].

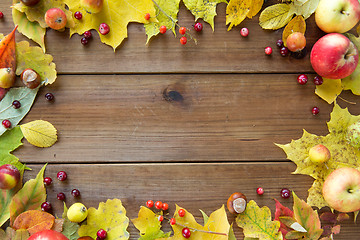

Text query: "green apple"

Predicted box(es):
[315, 0, 360, 33]
[0, 67, 15, 89]
[323, 167, 360, 212]
[80, 0, 104, 14]
[309, 144, 331, 163]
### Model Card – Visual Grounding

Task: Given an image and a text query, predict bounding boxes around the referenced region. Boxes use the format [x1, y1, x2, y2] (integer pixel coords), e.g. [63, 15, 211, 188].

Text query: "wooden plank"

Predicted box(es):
[15, 74, 360, 164]
[0, 1, 323, 74]
[24, 163, 359, 240]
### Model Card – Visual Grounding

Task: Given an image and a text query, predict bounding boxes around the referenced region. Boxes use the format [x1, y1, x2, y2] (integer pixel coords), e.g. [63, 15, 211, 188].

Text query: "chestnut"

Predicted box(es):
[227, 192, 247, 214]
[21, 68, 41, 89]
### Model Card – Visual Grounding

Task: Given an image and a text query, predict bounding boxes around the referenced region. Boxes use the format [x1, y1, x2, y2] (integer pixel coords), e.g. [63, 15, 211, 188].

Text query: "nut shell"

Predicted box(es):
[21, 68, 41, 89]
[227, 192, 247, 214]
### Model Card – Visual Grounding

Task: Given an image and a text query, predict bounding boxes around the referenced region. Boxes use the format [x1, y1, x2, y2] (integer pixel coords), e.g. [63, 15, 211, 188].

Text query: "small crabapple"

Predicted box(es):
[45, 8, 67, 30]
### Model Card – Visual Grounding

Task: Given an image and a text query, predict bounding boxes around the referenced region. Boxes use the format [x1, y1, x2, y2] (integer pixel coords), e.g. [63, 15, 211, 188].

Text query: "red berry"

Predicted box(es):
[71, 188, 80, 197]
[97, 229, 107, 240]
[0, 12, 4, 19]
[297, 74, 308, 85]
[170, 218, 176, 225]
[57, 171, 67, 181]
[158, 215, 164, 222]
[280, 188, 291, 199]
[178, 209, 185, 217]
[280, 47, 289, 57]
[162, 202, 169, 211]
[12, 100, 21, 109]
[180, 36, 187, 45]
[159, 25, 167, 34]
[313, 75, 323, 85]
[146, 200, 154, 208]
[276, 39, 284, 48]
[57, 192, 65, 201]
[265, 46, 272, 55]
[99, 23, 110, 35]
[43, 177, 52, 186]
[2, 119, 11, 129]
[45, 92, 54, 101]
[312, 107, 320, 115]
[74, 11, 82, 20]
[240, 27, 249, 37]
[256, 187, 264, 195]
[155, 201, 163, 210]
[194, 22, 203, 32]
[179, 27, 186, 35]
[144, 13, 150, 20]
[83, 30, 92, 39]
[81, 37, 88, 45]
[182, 228, 191, 238]
[41, 201, 52, 212]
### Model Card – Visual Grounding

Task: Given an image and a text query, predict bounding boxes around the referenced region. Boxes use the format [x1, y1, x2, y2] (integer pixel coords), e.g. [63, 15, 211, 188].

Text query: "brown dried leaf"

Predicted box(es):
[52, 218, 65, 232]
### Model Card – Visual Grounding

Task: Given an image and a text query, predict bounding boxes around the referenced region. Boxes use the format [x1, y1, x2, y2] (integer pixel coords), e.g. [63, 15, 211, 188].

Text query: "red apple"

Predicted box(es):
[310, 33, 359, 79]
[322, 167, 360, 212]
[0, 164, 20, 190]
[27, 230, 69, 240]
[44, 8, 67, 30]
[80, 0, 104, 14]
[309, 144, 331, 163]
[315, 0, 360, 33]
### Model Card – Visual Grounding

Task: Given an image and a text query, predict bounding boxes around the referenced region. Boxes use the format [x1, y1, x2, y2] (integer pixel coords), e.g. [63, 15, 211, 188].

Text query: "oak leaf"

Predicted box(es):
[64, 0, 156, 50]
[282, 15, 306, 47]
[276, 104, 360, 209]
[259, 3, 292, 30]
[20, 120, 57, 148]
[236, 200, 282, 240]
[226, 0, 263, 31]
[78, 199, 130, 240]
[131, 206, 171, 240]
[13, 210, 55, 235]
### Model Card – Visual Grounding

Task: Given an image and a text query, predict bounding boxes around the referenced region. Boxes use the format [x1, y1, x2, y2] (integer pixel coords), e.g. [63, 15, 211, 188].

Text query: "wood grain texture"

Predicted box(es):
[24, 163, 359, 240]
[14, 74, 359, 164]
[0, 1, 324, 74]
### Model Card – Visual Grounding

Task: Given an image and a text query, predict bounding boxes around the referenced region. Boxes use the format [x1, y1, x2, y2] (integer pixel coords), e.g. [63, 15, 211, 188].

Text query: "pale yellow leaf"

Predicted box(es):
[247, 0, 263, 18]
[259, 3, 292, 30]
[226, 0, 252, 31]
[20, 120, 57, 148]
[315, 78, 342, 104]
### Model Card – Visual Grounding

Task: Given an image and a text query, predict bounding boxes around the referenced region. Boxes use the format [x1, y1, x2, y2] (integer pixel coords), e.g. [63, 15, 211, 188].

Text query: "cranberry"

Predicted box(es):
[280, 47, 289, 57]
[240, 27, 249, 37]
[297, 74, 308, 85]
[57, 171, 67, 181]
[313, 75, 323, 85]
[0, 12, 3, 19]
[83, 30, 92, 39]
[74, 11, 82, 20]
[71, 188, 81, 197]
[280, 188, 291, 199]
[45, 92, 54, 101]
[12, 100, 21, 109]
[97, 229, 107, 240]
[43, 177, 52, 186]
[256, 187, 264, 195]
[81, 37, 89, 45]
[146, 200, 154, 208]
[99, 23, 110, 35]
[194, 22, 203, 32]
[276, 39, 283, 48]
[178, 209, 185, 217]
[312, 107, 320, 115]
[57, 192, 66, 201]
[182, 228, 191, 238]
[2, 119, 11, 128]
[41, 201, 52, 212]
[265, 46, 272, 55]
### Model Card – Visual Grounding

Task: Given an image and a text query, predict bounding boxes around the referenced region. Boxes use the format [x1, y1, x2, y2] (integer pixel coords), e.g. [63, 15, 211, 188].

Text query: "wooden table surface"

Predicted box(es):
[1, 1, 360, 239]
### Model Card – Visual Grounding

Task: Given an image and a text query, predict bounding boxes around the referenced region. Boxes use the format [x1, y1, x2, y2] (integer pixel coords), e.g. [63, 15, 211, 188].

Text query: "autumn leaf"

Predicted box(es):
[315, 79, 342, 104]
[131, 206, 171, 240]
[20, 120, 57, 148]
[61, 203, 79, 240]
[226, 0, 263, 31]
[259, 3, 292, 30]
[9, 164, 47, 226]
[282, 15, 306, 47]
[0, 27, 17, 80]
[64, 0, 156, 50]
[236, 200, 282, 240]
[78, 199, 130, 240]
[183, 0, 226, 31]
[0, 127, 26, 169]
[274, 199, 294, 240]
[0, 88, 39, 136]
[13, 210, 55, 235]
[276, 103, 360, 209]
[342, 33, 360, 95]
[288, 0, 320, 20]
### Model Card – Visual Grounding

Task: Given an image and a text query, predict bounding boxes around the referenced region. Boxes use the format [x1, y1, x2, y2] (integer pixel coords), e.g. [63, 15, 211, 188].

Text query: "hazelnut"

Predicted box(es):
[227, 192, 247, 214]
[21, 68, 41, 89]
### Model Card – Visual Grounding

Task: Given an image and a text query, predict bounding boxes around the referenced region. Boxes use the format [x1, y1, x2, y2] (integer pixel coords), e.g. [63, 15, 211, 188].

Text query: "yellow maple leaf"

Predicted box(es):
[78, 199, 129, 240]
[65, 0, 156, 50]
[226, 0, 263, 31]
[20, 120, 57, 148]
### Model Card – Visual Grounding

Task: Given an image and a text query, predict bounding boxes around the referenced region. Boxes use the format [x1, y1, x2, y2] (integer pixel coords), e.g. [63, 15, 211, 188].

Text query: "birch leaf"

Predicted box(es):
[20, 120, 57, 148]
[259, 4, 292, 30]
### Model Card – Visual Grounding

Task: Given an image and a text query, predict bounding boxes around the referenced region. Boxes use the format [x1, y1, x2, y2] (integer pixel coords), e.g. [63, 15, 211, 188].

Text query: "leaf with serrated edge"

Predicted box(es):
[282, 15, 306, 47]
[315, 78, 342, 104]
[259, 3, 292, 30]
[226, 0, 251, 31]
[9, 164, 47, 226]
[20, 120, 57, 148]
[0, 88, 38, 136]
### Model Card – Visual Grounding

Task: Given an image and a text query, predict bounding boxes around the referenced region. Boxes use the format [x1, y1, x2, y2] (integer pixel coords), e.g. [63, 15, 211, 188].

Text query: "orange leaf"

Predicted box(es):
[12, 210, 55, 235]
[0, 26, 17, 70]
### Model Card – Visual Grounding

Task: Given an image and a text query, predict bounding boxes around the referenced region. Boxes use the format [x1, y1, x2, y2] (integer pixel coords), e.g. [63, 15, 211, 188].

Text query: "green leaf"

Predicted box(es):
[183, 0, 226, 31]
[0, 88, 38, 136]
[199, 209, 209, 225]
[236, 200, 282, 240]
[9, 164, 47, 226]
[315, 78, 342, 104]
[342, 33, 360, 95]
[12, 6, 46, 52]
[61, 203, 80, 240]
[288, 0, 320, 19]
[259, 3, 293, 30]
[228, 224, 237, 240]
